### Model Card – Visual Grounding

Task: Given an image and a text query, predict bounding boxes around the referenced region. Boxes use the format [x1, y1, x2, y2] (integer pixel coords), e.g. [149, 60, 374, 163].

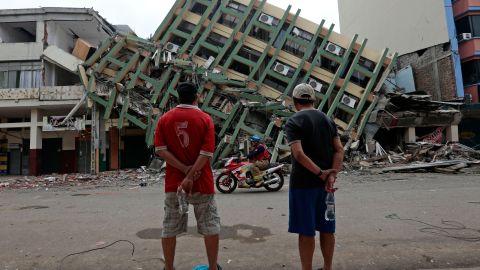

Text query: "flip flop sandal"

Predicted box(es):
[192, 265, 222, 270]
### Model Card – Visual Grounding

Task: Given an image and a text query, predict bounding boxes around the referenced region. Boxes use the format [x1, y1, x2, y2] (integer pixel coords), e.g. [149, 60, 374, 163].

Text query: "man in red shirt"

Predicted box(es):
[155, 82, 221, 270]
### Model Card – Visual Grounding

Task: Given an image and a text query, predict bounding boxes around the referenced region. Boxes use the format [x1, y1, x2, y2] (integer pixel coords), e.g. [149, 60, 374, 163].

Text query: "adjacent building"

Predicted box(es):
[338, 0, 480, 104]
[454, 0, 480, 103]
[338, 0, 480, 149]
[338, 0, 451, 55]
[0, 8, 117, 175]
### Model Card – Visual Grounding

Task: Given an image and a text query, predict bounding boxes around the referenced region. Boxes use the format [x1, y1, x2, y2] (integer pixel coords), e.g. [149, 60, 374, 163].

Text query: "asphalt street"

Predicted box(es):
[1, 172, 480, 270]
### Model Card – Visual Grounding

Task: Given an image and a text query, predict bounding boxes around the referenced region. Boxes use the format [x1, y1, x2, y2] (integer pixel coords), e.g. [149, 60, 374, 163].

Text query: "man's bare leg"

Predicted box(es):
[320, 232, 335, 270]
[204, 234, 219, 269]
[162, 237, 176, 270]
[299, 234, 315, 270]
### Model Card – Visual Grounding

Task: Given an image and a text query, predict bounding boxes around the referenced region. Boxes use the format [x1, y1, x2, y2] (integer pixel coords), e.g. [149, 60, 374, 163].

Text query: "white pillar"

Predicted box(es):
[29, 109, 43, 175]
[30, 109, 42, 149]
[36, 20, 45, 44]
[446, 125, 459, 142]
[404, 127, 416, 143]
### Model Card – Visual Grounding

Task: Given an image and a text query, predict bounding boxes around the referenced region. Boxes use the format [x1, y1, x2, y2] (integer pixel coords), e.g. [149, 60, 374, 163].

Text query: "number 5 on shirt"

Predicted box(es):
[175, 121, 189, 148]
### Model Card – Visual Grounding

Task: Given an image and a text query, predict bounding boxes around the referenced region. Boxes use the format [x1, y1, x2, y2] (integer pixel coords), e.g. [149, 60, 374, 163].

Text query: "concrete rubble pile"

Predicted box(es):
[347, 92, 480, 173]
[349, 142, 480, 173]
[0, 168, 162, 190]
[76, 0, 397, 168]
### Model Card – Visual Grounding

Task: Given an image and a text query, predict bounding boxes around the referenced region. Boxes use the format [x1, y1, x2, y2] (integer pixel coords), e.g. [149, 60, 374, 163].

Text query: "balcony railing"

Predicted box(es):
[0, 42, 43, 61]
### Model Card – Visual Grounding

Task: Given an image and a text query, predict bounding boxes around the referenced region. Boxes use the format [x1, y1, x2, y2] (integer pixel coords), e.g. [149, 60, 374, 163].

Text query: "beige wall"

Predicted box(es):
[338, 0, 449, 55]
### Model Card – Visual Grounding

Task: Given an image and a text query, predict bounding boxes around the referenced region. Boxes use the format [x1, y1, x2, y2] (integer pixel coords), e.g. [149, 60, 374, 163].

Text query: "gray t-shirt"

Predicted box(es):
[284, 109, 338, 189]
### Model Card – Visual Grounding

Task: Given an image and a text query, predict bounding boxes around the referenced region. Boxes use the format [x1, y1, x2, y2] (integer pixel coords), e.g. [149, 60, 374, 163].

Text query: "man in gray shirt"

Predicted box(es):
[284, 83, 344, 270]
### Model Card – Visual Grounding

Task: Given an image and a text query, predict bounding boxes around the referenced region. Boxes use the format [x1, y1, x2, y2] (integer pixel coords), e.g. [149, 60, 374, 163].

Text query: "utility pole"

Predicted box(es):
[90, 102, 98, 175]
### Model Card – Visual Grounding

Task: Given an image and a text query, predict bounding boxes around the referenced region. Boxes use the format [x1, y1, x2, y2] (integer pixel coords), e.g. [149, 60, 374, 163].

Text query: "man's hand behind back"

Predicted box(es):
[325, 173, 337, 192]
[177, 169, 202, 196]
[178, 178, 194, 196]
[319, 169, 338, 181]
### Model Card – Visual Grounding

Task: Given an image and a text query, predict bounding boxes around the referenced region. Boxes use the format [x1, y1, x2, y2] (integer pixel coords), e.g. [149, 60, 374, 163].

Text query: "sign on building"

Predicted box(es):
[42, 116, 85, 131]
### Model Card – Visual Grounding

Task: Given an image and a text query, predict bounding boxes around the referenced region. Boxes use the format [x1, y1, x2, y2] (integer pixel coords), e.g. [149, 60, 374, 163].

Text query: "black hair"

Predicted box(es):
[177, 82, 197, 104]
[178, 94, 197, 104]
[293, 97, 314, 105]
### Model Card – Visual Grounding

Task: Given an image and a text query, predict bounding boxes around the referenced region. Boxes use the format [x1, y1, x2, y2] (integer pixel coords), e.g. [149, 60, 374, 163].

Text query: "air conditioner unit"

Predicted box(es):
[165, 42, 180, 53]
[460, 33, 472, 41]
[273, 62, 290, 76]
[203, 56, 215, 68]
[326, 42, 342, 56]
[308, 78, 323, 92]
[227, 2, 239, 10]
[258, 13, 274, 26]
[359, 58, 374, 70]
[341, 94, 356, 108]
[292, 27, 301, 36]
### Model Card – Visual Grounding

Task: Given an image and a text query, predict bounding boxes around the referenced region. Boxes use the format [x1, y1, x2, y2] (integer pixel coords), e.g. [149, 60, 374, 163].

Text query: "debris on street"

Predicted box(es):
[0, 169, 163, 190]
[342, 88, 479, 174]
[348, 141, 480, 173]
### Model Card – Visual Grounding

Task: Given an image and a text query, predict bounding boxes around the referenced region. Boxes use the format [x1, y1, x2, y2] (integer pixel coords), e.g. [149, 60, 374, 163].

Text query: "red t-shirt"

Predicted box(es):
[154, 105, 215, 194]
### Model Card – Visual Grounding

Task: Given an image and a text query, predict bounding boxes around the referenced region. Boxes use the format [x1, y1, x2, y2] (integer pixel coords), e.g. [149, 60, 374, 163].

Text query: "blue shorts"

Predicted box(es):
[289, 187, 336, 236]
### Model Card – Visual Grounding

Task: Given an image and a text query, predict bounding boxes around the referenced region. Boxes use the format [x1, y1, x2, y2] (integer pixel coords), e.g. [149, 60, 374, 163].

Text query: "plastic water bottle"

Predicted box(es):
[177, 189, 189, 215]
[324, 192, 335, 221]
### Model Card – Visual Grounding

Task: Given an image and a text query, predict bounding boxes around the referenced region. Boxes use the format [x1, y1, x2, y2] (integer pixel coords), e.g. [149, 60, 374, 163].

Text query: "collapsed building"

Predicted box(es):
[3, 1, 470, 176]
[77, 0, 397, 173]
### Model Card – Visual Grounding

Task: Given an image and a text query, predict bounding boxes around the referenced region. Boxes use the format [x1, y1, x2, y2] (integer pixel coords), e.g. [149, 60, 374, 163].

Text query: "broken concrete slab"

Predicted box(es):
[43, 45, 83, 73]
[378, 160, 477, 173]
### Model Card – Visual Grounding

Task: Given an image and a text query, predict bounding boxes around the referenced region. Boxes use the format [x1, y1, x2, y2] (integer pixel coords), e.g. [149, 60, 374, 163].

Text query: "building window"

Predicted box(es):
[196, 46, 218, 60]
[227, 1, 247, 13]
[283, 40, 307, 58]
[218, 13, 239, 29]
[0, 22, 36, 43]
[308, 37, 324, 62]
[455, 16, 471, 36]
[358, 57, 375, 72]
[0, 71, 7, 88]
[237, 46, 261, 62]
[455, 15, 480, 37]
[230, 60, 251, 75]
[0, 69, 40, 88]
[461, 60, 480, 86]
[240, 12, 255, 33]
[318, 57, 340, 74]
[350, 71, 370, 88]
[190, 2, 208, 16]
[206, 32, 228, 47]
[470, 16, 480, 37]
[264, 75, 287, 92]
[250, 26, 271, 43]
[169, 35, 187, 47]
[178, 21, 196, 34]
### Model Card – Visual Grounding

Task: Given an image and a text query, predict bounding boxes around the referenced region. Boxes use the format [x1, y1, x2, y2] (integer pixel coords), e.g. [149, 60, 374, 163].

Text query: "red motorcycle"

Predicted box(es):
[215, 157, 285, 193]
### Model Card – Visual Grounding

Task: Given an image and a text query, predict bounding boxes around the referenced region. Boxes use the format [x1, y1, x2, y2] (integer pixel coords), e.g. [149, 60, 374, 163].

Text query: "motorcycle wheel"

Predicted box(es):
[215, 173, 237, 194]
[264, 172, 284, 192]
